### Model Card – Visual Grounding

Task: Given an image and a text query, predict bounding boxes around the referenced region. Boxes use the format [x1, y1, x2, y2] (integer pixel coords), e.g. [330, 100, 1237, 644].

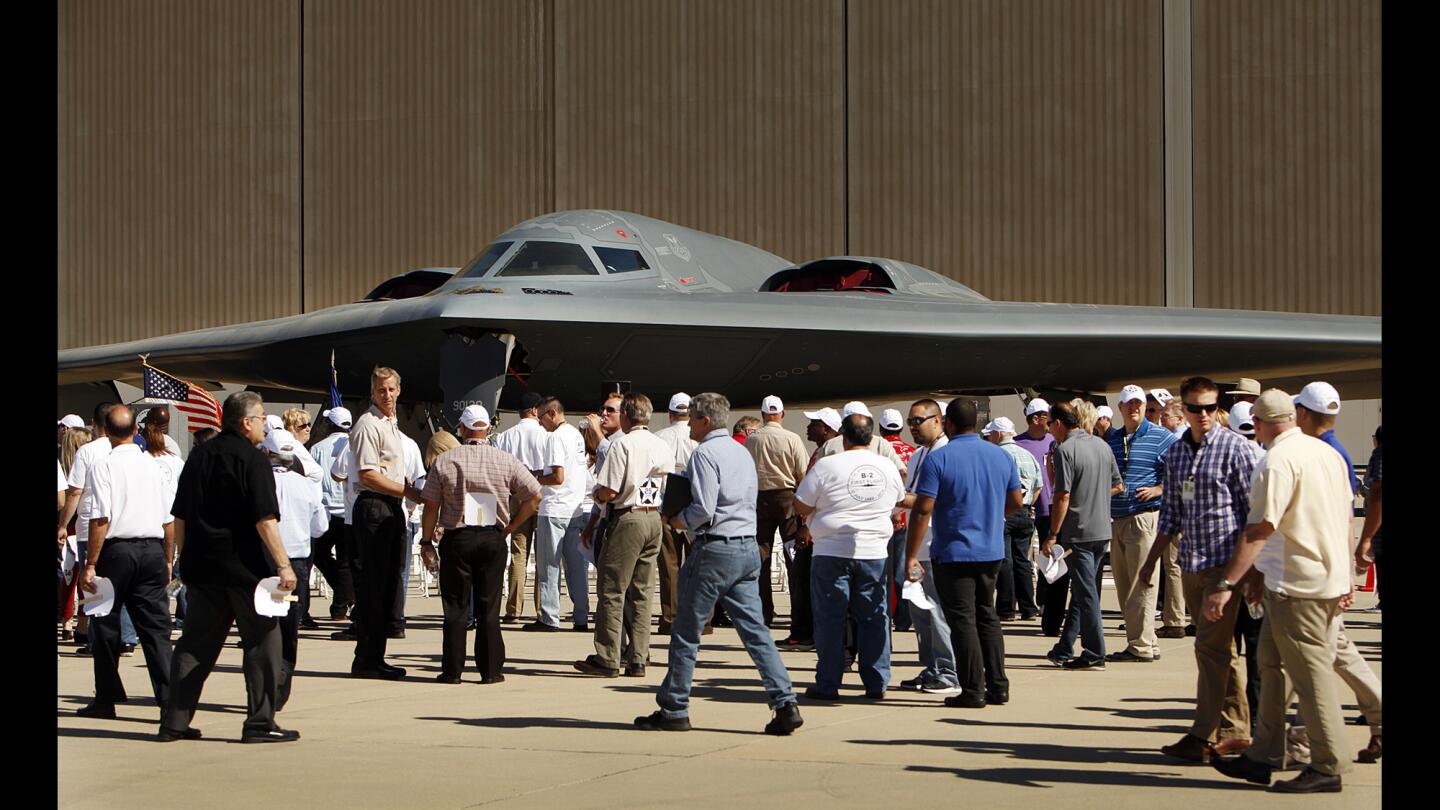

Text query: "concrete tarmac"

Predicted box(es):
[58, 583, 1382, 808]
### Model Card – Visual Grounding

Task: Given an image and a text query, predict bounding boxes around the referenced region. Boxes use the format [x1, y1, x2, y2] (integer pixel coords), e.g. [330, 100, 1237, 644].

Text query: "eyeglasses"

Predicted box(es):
[906, 415, 937, 426]
[244, 413, 266, 422]
[1183, 402, 1220, 414]
[601, 406, 619, 414]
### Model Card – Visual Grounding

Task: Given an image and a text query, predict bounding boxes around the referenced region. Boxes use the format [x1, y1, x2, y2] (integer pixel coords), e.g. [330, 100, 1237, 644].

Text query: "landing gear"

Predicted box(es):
[439, 330, 515, 428]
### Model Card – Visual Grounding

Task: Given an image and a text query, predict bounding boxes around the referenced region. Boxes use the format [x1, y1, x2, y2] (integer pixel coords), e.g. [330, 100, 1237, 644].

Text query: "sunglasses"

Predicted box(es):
[906, 415, 937, 426]
[295, 423, 311, 430]
[1183, 402, 1220, 414]
[601, 406, 619, 414]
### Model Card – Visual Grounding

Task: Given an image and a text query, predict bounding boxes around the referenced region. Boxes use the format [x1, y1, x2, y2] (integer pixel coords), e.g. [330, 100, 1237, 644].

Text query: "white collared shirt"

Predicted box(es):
[273, 467, 330, 559]
[311, 431, 350, 516]
[495, 417, 551, 473]
[67, 436, 112, 520]
[87, 443, 174, 538]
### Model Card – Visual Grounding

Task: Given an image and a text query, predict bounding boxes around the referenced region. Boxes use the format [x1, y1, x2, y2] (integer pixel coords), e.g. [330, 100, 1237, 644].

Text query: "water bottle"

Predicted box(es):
[909, 563, 923, 580]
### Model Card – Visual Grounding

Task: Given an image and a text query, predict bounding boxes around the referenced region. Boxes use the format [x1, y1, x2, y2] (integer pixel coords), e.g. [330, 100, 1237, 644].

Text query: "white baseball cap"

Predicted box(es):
[58, 414, 85, 429]
[760, 395, 784, 415]
[879, 408, 904, 431]
[1148, 389, 1174, 407]
[982, 416, 1016, 435]
[323, 407, 353, 428]
[262, 428, 299, 456]
[668, 392, 691, 413]
[1096, 405, 1114, 420]
[460, 404, 492, 430]
[1118, 385, 1146, 405]
[1024, 398, 1051, 417]
[1229, 401, 1256, 435]
[1293, 381, 1341, 415]
[841, 401, 872, 419]
[803, 407, 842, 433]
[264, 414, 285, 435]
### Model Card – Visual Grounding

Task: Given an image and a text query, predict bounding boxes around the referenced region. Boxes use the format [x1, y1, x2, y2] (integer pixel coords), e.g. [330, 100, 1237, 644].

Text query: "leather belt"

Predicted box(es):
[613, 506, 658, 516]
[698, 534, 755, 543]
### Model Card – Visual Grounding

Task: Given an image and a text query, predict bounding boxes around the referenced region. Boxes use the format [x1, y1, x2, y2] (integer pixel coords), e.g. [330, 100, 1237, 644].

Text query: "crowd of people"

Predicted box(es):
[56, 370, 1382, 792]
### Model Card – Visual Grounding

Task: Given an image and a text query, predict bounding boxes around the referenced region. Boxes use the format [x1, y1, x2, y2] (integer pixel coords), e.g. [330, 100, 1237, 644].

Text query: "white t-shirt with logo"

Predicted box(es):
[796, 449, 906, 560]
[539, 423, 587, 519]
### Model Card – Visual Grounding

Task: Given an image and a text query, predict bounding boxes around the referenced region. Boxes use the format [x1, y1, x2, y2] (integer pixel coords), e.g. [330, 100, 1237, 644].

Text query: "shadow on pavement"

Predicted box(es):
[938, 717, 1188, 736]
[904, 763, 1256, 790]
[416, 715, 766, 736]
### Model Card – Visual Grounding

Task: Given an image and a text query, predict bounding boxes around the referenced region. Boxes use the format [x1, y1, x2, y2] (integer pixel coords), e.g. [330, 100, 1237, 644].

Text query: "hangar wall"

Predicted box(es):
[57, 0, 1381, 350]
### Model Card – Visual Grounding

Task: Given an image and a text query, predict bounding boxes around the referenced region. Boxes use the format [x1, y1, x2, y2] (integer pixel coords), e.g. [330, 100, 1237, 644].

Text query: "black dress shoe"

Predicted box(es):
[480, 674, 506, 684]
[984, 689, 1010, 705]
[76, 702, 116, 719]
[352, 663, 406, 680]
[764, 702, 804, 735]
[156, 726, 202, 742]
[573, 655, 619, 677]
[572, 624, 589, 632]
[634, 710, 691, 731]
[242, 727, 301, 744]
[386, 630, 406, 639]
[863, 690, 885, 700]
[298, 619, 322, 630]
[1184, 624, 1197, 637]
[944, 693, 987, 709]
[624, 663, 646, 677]
[1210, 753, 1273, 785]
[1271, 767, 1341, 793]
[803, 686, 839, 701]
[435, 673, 462, 684]
[331, 630, 356, 641]
[521, 621, 560, 632]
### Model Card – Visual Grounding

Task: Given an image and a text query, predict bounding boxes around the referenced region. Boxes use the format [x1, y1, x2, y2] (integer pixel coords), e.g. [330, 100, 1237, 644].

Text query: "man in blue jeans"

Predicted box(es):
[795, 413, 906, 701]
[635, 392, 802, 734]
[1042, 401, 1124, 670]
[905, 398, 1022, 708]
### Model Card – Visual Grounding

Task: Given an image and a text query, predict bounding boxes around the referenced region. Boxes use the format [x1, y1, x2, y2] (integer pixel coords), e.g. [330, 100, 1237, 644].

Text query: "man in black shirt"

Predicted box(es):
[159, 391, 300, 744]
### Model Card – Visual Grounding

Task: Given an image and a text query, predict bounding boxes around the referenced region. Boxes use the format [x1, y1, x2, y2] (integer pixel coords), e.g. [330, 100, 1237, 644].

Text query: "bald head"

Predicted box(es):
[105, 407, 136, 442]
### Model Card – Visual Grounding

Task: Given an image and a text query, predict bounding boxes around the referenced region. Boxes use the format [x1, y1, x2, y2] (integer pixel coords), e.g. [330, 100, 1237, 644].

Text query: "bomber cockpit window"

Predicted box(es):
[459, 241, 513, 278]
[496, 241, 601, 277]
[592, 246, 650, 274]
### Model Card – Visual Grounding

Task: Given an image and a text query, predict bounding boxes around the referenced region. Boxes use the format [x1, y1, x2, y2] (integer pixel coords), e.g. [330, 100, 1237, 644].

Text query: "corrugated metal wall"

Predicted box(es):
[847, 0, 1165, 306]
[302, 0, 554, 311]
[57, 0, 1381, 350]
[553, 0, 845, 264]
[1192, 0, 1381, 316]
[58, 0, 300, 349]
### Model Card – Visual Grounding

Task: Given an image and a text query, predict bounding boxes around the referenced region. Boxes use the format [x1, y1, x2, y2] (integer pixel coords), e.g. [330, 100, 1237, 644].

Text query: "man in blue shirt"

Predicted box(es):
[905, 398, 1022, 708]
[636, 392, 802, 735]
[1293, 382, 1359, 494]
[1104, 385, 1178, 663]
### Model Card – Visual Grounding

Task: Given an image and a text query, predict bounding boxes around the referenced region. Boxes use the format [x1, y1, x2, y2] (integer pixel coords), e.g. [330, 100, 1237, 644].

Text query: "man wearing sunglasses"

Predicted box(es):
[1140, 376, 1258, 763]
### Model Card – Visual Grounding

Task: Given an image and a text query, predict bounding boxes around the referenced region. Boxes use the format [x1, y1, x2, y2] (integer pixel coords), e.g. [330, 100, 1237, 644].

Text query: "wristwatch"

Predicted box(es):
[1213, 579, 1235, 593]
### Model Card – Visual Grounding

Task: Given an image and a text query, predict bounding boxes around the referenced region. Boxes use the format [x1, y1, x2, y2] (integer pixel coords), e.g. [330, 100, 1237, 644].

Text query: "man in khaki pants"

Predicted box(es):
[1104, 385, 1179, 662]
[1206, 389, 1355, 793]
[1140, 377, 1259, 762]
[573, 393, 673, 678]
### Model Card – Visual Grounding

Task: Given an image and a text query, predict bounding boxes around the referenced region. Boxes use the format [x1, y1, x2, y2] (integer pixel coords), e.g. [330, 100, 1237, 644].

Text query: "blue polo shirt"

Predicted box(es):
[1320, 430, 1358, 495]
[1105, 419, 1178, 518]
[913, 433, 1022, 563]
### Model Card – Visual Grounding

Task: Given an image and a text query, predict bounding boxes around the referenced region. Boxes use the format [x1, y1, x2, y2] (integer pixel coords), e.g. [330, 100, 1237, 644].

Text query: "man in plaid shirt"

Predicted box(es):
[1139, 376, 1258, 763]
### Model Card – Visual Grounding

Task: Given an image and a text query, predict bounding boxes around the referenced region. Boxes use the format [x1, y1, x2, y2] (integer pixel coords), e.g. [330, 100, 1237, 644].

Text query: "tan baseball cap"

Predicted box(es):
[1251, 389, 1296, 423]
[1226, 378, 1262, 397]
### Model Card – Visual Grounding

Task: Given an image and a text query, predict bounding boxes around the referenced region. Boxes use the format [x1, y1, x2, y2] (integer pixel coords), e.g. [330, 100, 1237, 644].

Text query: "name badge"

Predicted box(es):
[1181, 479, 1196, 505]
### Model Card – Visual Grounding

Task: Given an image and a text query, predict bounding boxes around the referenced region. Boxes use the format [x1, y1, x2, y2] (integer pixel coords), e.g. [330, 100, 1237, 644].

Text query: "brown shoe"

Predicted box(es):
[1161, 733, 1212, 762]
[572, 655, 619, 677]
[1210, 738, 1252, 757]
[1357, 734, 1381, 763]
[1156, 626, 1186, 639]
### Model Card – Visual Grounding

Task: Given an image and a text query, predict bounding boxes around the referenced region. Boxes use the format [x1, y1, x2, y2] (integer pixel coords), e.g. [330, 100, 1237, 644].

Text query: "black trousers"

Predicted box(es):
[277, 556, 313, 710]
[787, 544, 814, 640]
[163, 580, 283, 734]
[352, 493, 405, 669]
[1233, 603, 1262, 724]
[311, 515, 355, 616]
[756, 489, 802, 627]
[439, 526, 507, 678]
[933, 559, 1009, 697]
[995, 509, 1039, 617]
[90, 538, 172, 707]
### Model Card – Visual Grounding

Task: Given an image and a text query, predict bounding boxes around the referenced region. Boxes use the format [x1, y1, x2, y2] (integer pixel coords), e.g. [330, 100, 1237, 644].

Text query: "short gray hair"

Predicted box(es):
[222, 391, 263, 432]
[690, 392, 730, 431]
[620, 392, 653, 426]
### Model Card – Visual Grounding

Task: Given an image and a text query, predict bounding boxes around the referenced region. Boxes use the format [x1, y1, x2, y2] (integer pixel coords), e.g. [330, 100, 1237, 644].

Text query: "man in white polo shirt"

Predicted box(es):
[264, 429, 329, 710]
[531, 396, 590, 631]
[495, 391, 552, 622]
[796, 413, 907, 700]
[76, 406, 175, 719]
[1207, 390, 1354, 793]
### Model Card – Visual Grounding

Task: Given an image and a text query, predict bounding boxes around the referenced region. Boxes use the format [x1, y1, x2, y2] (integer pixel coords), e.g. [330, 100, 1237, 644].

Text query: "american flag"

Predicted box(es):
[143, 364, 222, 431]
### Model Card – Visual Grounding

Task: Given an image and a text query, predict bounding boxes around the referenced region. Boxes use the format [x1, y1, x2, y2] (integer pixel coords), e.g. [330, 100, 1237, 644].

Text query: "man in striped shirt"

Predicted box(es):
[1140, 376, 1258, 763]
[1105, 384, 1178, 663]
